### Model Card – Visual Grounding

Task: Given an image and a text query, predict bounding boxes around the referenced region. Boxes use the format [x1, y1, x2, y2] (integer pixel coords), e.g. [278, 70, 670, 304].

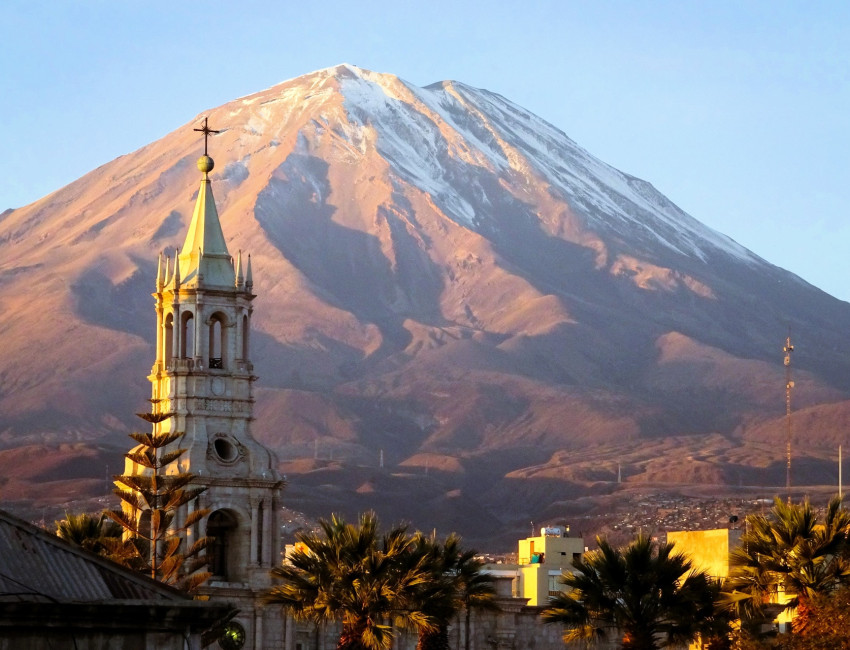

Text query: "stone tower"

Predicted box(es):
[144, 125, 284, 649]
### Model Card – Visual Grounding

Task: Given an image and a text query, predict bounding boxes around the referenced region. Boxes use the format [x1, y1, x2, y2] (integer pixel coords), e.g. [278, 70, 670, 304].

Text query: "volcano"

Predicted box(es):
[1, 65, 849, 543]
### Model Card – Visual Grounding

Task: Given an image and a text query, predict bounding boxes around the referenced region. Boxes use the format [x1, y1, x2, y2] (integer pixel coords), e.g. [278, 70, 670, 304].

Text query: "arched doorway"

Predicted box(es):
[207, 509, 238, 580]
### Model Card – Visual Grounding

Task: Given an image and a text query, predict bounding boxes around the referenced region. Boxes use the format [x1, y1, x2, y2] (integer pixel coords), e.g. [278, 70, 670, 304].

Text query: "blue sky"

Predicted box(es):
[2, 1, 849, 299]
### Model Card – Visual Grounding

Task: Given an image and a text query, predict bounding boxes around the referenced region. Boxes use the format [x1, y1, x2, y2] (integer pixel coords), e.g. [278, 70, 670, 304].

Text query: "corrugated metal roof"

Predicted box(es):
[0, 508, 186, 603]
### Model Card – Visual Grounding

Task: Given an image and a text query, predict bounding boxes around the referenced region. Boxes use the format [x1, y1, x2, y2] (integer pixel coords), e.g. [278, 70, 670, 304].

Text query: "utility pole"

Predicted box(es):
[784, 333, 794, 504]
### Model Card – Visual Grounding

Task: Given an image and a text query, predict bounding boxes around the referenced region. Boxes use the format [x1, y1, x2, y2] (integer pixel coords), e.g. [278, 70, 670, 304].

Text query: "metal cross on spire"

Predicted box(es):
[193, 117, 220, 156]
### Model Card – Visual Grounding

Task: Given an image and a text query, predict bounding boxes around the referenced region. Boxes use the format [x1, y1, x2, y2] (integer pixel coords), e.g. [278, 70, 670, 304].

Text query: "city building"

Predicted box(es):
[666, 528, 742, 580]
[517, 526, 585, 606]
[668, 526, 793, 635]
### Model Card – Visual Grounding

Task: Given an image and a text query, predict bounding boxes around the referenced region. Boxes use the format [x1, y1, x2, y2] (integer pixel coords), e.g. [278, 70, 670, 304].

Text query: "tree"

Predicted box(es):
[722, 496, 850, 632]
[728, 587, 850, 649]
[105, 411, 210, 591]
[265, 512, 435, 650]
[54, 511, 122, 555]
[456, 541, 500, 650]
[412, 533, 498, 650]
[542, 534, 720, 650]
[780, 586, 850, 649]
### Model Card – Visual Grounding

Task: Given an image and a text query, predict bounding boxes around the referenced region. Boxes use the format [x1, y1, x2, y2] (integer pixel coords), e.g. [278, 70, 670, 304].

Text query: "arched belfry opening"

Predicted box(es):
[207, 509, 239, 581]
[241, 314, 249, 362]
[163, 313, 174, 365]
[180, 311, 195, 359]
[209, 312, 227, 369]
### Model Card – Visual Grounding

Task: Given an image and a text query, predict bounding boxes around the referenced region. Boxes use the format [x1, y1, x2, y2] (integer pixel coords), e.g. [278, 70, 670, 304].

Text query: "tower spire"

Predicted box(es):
[235, 250, 244, 288]
[171, 248, 181, 287]
[178, 118, 232, 287]
[155, 251, 164, 291]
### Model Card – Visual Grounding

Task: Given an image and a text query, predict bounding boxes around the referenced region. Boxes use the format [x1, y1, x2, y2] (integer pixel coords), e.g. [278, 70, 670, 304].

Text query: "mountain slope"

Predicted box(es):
[1, 64, 849, 541]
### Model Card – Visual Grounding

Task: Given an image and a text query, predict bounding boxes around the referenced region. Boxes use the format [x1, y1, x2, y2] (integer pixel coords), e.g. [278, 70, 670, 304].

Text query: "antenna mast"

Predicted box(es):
[784, 333, 794, 504]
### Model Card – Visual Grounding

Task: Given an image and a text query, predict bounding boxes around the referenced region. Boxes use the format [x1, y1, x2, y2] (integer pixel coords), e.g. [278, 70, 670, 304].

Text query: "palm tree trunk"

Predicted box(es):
[794, 595, 814, 637]
[337, 622, 369, 650]
[622, 629, 659, 650]
[464, 606, 471, 650]
[417, 627, 450, 650]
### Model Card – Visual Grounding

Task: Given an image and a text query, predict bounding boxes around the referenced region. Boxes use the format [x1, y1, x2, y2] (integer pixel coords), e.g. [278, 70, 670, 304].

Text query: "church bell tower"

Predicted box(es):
[147, 120, 284, 649]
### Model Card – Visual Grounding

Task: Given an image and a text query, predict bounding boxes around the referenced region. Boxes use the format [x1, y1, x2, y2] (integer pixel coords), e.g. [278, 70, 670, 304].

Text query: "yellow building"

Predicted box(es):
[666, 528, 742, 580]
[518, 527, 585, 606]
[668, 527, 794, 634]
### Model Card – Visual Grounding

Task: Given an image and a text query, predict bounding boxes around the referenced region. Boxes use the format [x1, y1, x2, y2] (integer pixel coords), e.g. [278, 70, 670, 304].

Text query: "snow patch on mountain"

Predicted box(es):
[442, 82, 757, 264]
[311, 66, 754, 266]
[337, 72, 481, 227]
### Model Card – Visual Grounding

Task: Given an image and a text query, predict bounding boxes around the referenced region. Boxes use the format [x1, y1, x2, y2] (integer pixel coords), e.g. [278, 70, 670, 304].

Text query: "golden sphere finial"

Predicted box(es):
[197, 155, 215, 173]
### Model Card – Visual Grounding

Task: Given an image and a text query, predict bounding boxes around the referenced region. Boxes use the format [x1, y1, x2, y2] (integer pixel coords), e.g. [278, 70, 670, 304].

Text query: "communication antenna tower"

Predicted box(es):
[784, 333, 794, 504]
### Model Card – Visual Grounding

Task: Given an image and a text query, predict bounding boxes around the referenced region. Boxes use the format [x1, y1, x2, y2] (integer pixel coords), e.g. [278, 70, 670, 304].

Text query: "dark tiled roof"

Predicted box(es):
[0, 508, 186, 603]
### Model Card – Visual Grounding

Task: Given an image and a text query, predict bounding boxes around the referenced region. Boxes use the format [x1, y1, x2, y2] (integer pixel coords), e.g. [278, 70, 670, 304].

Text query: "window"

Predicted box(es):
[180, 311, 194, 358]
[241, 314, 249, 361]
[209, 313, 226, 369]
[163, 314, 174, 364]
[213, 437, 238, 463]
[256, 503, 264, 564]
[207, 509, 238, 580]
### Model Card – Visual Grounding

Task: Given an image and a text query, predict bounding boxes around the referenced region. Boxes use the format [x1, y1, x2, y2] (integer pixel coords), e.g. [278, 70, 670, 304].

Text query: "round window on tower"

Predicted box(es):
[212, 436, 239, 463]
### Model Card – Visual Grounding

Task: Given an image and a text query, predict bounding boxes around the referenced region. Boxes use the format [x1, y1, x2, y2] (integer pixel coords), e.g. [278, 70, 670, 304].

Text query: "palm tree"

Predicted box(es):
[412, 533, 498, 650]
[265, 512, 435, 650]
[723, 495, 850, 631]
[54, 511, 122, 554]
[542, 534, 719, 650]
[456, 543, 500, 650]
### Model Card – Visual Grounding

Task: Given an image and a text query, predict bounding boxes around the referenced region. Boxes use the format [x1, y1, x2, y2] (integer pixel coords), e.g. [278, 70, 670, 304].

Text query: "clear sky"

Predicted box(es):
[2, 2, 848, 299]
